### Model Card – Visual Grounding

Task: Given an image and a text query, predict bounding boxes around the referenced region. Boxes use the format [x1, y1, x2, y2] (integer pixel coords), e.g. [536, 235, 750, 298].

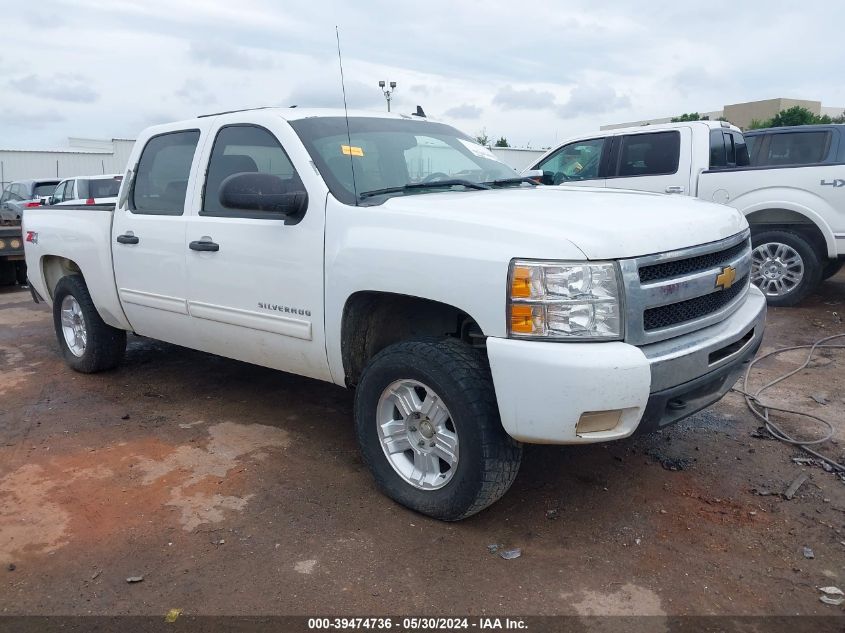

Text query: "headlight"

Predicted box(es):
[508, 260, 623, 340]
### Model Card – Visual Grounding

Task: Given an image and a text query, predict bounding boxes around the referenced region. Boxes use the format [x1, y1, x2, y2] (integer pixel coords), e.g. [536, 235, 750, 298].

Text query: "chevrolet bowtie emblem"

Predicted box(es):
[716, 265, 737, 290]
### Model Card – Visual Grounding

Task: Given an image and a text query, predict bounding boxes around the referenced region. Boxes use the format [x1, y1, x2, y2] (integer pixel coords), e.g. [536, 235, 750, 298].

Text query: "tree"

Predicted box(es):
[475, 128, 489, 146]
[494, 137, 510, 147]
[767, 106, 819, 127]
[670, 112, 709, 122]
[748, 105, 843, 129]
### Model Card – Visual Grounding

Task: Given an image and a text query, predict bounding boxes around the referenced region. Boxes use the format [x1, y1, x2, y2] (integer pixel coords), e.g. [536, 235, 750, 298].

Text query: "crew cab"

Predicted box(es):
[528, 120, 845, 305]
[24, 108, 765, 520]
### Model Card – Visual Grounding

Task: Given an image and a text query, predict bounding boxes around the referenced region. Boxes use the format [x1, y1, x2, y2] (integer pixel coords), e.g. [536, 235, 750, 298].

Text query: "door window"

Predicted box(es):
[0, 187, 10, 204]
[132, 130, 200, 215]
[614, 131, 680, 177]
[202, 125, 304, 217]
[536, 138, 605, 184]
[760, 131, 830, 166]
[52, 181, 69, 203]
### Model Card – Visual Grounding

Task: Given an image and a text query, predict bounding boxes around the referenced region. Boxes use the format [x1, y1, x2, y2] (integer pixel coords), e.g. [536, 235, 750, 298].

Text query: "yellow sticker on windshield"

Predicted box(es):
[341, 144, 364, 157]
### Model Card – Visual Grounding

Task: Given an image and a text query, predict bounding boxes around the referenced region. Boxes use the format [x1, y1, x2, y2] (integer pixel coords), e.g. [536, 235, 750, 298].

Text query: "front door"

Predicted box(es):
[533, 136, 608, 188]
[184, 118, 330, 382]
[112, 128, 203, 346]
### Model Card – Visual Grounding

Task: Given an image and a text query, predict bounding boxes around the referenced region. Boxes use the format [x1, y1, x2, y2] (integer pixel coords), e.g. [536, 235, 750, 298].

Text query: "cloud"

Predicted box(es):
[286, 80, 385, 110]
[8, 74, 98, 103]
[188, 41, 269, 69]
[557, 84, 631, 118]
[493, 85, 556, 110]
[443, 104, 483, 119]
[1, 108, 65, 129]
[174, 79, 218, 107]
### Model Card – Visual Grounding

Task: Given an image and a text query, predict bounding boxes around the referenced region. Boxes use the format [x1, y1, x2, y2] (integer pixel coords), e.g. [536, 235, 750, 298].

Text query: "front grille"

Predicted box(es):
[643, 275, 749, 331]
[638, 239, 750, 283]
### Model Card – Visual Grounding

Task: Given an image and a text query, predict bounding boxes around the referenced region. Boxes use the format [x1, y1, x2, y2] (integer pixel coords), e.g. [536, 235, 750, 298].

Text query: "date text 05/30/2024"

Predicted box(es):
[307, 617, 528, 630]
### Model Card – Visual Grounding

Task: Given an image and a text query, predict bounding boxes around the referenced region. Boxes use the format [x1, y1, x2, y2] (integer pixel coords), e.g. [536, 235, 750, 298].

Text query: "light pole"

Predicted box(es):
[378, 80, 396, 112]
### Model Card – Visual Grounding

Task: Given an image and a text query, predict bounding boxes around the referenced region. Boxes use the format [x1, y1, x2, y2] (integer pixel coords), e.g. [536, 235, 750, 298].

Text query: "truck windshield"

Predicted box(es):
[289, 117, 519, 205]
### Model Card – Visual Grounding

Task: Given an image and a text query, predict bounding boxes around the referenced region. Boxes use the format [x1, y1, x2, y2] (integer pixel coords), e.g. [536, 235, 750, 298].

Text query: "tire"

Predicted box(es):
[354, 338, 522, 521]
[822, 260, 844, 281]
[52, 275, 126, 373]
[750, 229, 822, 307]
[14, 261, 27, 286]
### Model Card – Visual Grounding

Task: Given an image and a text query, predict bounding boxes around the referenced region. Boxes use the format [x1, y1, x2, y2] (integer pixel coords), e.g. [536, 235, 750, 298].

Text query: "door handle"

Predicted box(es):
[665, 185, 685, 194]
[189, 239, 219, 252]
[116, 233, 139, 244]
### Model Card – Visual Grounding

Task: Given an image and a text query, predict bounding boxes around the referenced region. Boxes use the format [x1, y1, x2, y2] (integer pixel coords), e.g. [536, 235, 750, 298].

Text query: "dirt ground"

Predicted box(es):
[1, 274, 844, 618]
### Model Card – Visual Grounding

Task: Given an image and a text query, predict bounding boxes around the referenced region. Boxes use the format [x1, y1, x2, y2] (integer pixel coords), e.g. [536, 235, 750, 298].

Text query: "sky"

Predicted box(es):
[1, 0, 844, 150]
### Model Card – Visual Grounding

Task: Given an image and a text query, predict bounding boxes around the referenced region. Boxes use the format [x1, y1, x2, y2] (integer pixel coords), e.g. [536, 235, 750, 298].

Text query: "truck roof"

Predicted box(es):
[744, 123, 845, 135]
[599, 120, 740, 135]
[194, 106, 429, 123]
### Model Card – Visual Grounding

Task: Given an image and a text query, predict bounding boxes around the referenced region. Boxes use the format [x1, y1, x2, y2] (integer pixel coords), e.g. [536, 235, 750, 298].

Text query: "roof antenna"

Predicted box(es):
[335, 26, 359, 205]
[413, 105, 426, 118]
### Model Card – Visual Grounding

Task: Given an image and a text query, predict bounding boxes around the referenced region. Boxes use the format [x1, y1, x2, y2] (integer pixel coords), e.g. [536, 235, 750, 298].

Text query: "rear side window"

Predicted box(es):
[81, 177, 122, 199]
[615, 131, 680, 177]
[710, 130, 750, 169]
[202, 125, 303, 217]
[132, 130, 200, 215]
[761, 131, 830, 166]
[33, 182, 59, 197]
[535, 137, 606, 184]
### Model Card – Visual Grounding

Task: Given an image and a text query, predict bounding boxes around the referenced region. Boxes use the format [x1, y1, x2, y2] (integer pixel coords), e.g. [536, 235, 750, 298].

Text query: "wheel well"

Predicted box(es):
[41, 255, 82, 299]
[341, 292, 484, 387]
[746, 209, 828, 257]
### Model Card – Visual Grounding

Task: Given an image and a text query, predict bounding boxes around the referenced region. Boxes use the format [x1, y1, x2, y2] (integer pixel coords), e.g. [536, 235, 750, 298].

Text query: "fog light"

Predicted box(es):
[576, 410, 623, 434]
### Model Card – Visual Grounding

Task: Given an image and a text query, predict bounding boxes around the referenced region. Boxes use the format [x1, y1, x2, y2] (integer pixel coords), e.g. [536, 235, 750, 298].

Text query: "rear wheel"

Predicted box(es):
[52, 275, 126, 373]
[822, 259, 844, 281]
[750, 229, 822, 307]
[354, 338, 522, 521]
[14, 261, 27, 286]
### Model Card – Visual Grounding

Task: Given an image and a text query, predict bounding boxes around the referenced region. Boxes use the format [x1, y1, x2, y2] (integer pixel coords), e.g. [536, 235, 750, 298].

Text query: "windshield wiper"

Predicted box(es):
[358, 179, 491, 199]
[482, 177, 538, 187]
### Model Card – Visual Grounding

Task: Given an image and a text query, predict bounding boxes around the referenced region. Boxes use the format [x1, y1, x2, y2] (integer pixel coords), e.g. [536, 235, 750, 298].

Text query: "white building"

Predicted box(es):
[0, 138, 136, 190]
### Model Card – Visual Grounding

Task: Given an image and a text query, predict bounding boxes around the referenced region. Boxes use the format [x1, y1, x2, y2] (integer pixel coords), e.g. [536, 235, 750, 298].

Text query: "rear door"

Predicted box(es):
[112, 127, 207, 346]
[532, 136, 608, 188]
[184, 115, 331, 381]
[604, 128, 692, 195]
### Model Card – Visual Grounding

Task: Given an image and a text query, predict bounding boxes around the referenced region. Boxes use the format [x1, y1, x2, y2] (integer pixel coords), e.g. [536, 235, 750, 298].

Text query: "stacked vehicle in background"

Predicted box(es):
[528, 121, 845, 305]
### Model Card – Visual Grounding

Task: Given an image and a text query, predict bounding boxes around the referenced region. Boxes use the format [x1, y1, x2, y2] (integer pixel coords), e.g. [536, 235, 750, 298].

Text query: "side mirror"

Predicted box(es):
[219, 172, 307, 224]
[522, 169, 545, 184]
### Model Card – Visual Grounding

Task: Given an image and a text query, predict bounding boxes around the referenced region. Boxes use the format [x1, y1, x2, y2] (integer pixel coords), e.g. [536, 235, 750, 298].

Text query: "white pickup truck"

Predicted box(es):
[528, 120, 845, 305]
[23, 108, 766, 520]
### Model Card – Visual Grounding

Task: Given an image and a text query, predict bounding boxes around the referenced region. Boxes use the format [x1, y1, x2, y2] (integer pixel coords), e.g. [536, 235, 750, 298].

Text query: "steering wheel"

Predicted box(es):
[421, 172, 451, 183]
[552, 172, 570, 185]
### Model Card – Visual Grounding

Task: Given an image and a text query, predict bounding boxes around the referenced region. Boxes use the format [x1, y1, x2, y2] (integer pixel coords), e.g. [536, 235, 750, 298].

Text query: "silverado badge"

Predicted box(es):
[715, 265, 737, 290]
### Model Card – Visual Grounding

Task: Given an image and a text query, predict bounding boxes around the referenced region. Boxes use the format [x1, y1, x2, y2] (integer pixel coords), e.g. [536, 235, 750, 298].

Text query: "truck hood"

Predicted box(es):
[377, 185, 747, 260]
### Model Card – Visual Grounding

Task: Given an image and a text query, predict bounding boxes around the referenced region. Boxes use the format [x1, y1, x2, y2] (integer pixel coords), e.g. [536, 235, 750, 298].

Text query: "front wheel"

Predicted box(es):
[52, 275, 126, 373]
[354, 338, 522, 521]
[750, 229, 822, 307]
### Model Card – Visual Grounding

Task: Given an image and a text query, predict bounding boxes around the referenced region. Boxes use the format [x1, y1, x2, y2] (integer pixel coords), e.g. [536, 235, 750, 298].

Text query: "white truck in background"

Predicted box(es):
[24, 108, 765, 520]
[528, 121, 845, 305]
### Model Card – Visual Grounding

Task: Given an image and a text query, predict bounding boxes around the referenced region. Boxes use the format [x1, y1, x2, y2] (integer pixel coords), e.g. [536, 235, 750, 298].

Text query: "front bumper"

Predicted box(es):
[487, 285, 766, 444]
